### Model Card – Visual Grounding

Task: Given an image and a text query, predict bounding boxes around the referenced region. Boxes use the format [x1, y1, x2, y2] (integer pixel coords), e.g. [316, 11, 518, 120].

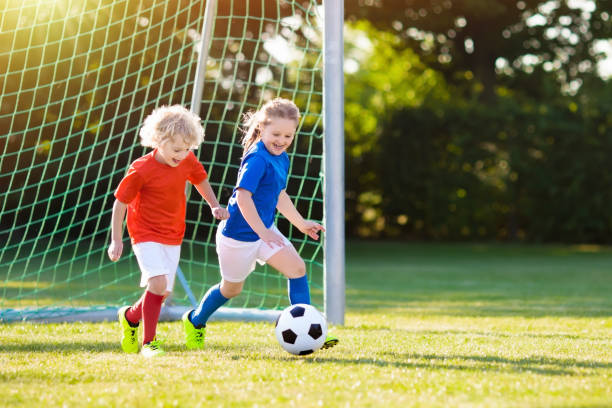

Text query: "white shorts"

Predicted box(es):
[216, 220, 292, 283]
[132, 241, 180, 292]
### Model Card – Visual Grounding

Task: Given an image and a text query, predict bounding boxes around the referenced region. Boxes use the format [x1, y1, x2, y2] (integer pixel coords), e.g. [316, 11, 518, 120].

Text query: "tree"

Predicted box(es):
[346, 1, 612, 101]
[343, 13, 612, 242]
[343, 21, 450, 236]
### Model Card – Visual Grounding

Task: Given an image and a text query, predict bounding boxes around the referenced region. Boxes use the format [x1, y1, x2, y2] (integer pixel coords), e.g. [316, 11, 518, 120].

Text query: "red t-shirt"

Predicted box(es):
[114, 149, 208, 245]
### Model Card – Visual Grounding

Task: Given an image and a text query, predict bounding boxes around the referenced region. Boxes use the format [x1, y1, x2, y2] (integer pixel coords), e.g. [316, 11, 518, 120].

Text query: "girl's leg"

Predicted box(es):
[267, 244, 339, 349]
[220, 279, 245, 298]
[267, 243, 339, 349]
[266, 246, 310, 305]
[189, 279, 242, 328]
[191, 224, 254, 328]
[183, 279, 239, 349]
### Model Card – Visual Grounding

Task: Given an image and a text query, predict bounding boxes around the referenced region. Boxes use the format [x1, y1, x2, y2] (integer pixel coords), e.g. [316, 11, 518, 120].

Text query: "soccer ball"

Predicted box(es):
[274, 304, 328, 356]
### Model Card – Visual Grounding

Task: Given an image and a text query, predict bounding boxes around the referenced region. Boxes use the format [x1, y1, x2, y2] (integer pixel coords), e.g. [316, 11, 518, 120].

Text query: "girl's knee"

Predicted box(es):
[220, 281, 243, 298]
[286, 258, 306, 279]
[296, 259, 306, 277]
[280, 257, 306, 279]
[267, 247, 306, 279]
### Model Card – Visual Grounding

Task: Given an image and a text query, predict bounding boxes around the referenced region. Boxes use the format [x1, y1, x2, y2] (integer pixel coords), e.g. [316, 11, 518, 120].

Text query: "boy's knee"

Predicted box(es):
[147, 275, 167, 295]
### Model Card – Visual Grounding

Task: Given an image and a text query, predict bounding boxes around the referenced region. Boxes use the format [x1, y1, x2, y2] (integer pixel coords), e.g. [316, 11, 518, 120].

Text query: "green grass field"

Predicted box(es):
[1, 242, 611, 407]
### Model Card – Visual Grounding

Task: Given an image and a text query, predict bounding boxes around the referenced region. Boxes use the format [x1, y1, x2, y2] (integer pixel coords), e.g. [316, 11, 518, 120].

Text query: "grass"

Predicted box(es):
[1, 241, 611, 407]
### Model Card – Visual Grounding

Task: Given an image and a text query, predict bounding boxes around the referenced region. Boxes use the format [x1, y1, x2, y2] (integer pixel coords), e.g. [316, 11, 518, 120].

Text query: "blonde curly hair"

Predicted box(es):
[139, 105, 204, 149]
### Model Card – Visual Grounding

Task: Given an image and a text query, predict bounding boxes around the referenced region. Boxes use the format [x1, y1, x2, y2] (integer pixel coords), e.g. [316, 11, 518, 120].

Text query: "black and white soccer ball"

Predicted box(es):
[274, 304, 328, 356]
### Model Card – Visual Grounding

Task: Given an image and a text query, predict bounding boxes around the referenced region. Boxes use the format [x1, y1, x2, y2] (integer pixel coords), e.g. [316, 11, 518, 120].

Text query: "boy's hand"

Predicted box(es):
[211, 206, 230, 220]
[299, 220, 325, 241]
[108, 240, 123, 262]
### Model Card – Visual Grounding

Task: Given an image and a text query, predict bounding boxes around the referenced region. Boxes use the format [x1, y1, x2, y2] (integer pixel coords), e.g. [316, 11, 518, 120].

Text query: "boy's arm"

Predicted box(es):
[194, 179, 229, 220]
[276, 190, 324, 241]
[108, 199, 127, 261]
[236, 188, 286, 247]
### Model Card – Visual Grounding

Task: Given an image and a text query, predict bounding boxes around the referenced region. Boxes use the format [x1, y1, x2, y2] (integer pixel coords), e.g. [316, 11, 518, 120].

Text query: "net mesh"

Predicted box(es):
[0, 0, 324, 321]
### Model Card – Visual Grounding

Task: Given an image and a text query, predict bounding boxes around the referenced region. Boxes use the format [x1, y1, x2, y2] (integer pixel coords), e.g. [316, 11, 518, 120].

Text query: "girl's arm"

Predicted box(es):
[236, 188, 286, 247]
[108, 199, 127, 261]
[194, 179, 229, 220]
[276, 190, 324, 241]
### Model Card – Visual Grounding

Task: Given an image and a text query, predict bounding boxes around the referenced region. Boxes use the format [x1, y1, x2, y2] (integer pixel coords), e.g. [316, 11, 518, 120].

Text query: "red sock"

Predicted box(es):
[142, 290, 164, 345]
[125, 293, 145, 324]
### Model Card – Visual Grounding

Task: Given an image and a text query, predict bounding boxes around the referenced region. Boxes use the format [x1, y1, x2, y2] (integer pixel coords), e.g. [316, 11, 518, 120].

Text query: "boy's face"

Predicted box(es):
[260, 117, 297, 156]
[155, 136, 192, 167]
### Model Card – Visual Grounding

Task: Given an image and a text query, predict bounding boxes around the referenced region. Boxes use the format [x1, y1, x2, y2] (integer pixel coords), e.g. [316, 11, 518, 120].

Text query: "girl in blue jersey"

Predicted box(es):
[182, 98, 337, 350]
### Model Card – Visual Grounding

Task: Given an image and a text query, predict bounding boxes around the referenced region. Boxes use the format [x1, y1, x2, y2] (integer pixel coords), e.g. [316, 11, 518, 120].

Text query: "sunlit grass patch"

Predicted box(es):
[1, 242, 611, 407]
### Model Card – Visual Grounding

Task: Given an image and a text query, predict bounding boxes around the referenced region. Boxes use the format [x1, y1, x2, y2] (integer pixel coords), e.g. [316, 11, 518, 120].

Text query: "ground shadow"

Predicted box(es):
[182, 341, 609, 377]
[0, 341, 118, 353]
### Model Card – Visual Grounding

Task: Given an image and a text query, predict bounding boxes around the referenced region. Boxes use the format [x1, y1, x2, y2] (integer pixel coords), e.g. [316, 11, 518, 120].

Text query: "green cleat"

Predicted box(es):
[182, 310, 206, 350]
[117, 306, 138, 354]
[322, 334, 339, 350]
[141, 339, 165, 357]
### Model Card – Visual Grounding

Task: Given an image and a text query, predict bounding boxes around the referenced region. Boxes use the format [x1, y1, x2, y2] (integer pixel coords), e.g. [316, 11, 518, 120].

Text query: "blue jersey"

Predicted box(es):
[222, 140, 290, 241]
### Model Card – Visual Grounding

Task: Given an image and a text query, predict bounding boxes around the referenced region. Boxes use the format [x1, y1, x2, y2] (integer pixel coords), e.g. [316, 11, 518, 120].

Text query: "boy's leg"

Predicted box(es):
[118, 291, 146, 353]
[142, 276, 166, 346]
[130, 242, 179, 356]
[118, 304, 139, 353]
[125, 292, 145, 324]
[140, 339, 165, 357]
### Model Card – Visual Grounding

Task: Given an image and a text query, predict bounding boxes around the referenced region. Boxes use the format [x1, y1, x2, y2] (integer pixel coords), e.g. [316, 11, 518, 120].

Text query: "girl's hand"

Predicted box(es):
[299, 220, 325, 241]
[258, 228, 287, 249]
[212, 206, 230, 220]
[108, 240, 123, 262]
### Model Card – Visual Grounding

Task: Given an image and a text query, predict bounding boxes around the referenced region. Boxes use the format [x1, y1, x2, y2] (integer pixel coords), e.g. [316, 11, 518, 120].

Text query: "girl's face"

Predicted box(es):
[259, 117, 297, 156]
[155, 136, 191, 167]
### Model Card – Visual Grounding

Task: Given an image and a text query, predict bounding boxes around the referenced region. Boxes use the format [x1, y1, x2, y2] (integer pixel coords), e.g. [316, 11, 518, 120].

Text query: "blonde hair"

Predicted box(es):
[240, 98, 300, 154]
[139, 105, 204, 149]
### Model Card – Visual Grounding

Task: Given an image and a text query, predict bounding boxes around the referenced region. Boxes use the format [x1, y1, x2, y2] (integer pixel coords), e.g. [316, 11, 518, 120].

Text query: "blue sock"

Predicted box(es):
[288, 275, 311, 305]
[190, 284, 229, 328]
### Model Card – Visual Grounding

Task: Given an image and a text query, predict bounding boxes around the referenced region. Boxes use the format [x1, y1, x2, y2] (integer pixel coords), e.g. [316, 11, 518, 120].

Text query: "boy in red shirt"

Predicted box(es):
[107, 105, 229, 357]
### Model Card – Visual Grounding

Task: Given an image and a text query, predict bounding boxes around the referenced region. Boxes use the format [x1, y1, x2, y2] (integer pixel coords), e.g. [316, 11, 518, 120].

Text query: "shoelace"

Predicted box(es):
[147, 341, 162, 350]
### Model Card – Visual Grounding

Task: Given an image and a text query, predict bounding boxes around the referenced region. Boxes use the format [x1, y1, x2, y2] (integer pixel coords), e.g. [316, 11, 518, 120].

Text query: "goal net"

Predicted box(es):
[0, 0, 327, 322]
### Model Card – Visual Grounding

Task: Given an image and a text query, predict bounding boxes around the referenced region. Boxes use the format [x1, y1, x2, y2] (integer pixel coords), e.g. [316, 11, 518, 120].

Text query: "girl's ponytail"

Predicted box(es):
[240, 111, 261, 154]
